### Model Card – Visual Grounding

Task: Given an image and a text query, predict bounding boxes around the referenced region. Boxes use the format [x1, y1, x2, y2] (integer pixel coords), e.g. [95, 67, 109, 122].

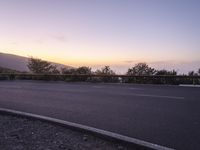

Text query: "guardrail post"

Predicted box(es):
[163, 76, 166, 84]
[9, 74, 15, 80]
[192, 77, 195, 85]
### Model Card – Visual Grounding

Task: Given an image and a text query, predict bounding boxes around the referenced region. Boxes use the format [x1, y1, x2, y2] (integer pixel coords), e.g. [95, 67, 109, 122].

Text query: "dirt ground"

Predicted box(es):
[0, 114, 135, 150]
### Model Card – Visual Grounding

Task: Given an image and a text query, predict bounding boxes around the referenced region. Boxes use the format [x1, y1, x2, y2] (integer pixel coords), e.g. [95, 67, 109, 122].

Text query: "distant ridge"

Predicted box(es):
[0, 66, 20, 73]
[0, 52, 73, 72]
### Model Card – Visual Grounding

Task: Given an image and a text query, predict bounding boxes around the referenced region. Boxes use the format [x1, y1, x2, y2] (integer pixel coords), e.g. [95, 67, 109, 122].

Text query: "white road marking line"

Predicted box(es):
[131, 93, 184, 99]
[93, 86, 103, 88]
[129, 88, 144, 90]
[179, 84, 200, 88]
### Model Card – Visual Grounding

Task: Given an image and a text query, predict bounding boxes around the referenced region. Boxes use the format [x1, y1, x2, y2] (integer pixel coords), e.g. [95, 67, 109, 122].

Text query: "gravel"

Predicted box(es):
[0, 114, 135, 150]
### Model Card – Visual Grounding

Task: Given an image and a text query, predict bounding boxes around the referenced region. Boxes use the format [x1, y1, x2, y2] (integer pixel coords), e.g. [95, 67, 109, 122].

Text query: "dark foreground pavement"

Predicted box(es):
[0, 80, 200, 150]
[0, 114, 131, 150]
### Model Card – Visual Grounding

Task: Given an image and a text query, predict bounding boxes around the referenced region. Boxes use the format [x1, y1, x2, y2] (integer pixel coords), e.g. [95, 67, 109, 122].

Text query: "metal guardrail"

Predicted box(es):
[0, 73, 200, 85]
[0, 73, 200, 78]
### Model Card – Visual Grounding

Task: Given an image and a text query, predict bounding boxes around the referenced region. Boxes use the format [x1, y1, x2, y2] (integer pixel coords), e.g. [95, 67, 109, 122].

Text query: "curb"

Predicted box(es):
[0, 108, 174, 150]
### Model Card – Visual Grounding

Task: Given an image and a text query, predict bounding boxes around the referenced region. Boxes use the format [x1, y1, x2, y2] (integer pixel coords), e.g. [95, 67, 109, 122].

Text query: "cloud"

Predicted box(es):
[148, 60, 200, 74]
[35, 40, 44, 44]
[121, 60, 200, 73]
[10, 42, 18, 45]
[51, 35, 67, 42]
[123, 60, 138, 63]
[34, 34, 68, 45]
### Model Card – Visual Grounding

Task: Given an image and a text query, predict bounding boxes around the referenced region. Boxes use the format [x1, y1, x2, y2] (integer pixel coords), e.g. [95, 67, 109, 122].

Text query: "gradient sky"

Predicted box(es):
[0, 0, 200, 73]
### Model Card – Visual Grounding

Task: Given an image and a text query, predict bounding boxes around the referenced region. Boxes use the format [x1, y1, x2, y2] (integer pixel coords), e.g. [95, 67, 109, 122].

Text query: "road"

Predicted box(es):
[0, 80, 199, 150]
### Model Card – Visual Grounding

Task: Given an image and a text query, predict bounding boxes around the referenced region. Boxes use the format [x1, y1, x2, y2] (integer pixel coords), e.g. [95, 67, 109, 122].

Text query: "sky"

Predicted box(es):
[0, 0, 200, 73]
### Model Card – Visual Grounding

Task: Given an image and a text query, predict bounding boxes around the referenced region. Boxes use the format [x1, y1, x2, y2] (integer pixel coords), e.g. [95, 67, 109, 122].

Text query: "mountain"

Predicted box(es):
[0, 52, 73, 72]
[0, 66, 20, 73]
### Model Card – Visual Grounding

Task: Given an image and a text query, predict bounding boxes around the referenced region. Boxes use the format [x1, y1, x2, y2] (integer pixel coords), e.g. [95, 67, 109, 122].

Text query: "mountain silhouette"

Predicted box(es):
[0, 52, 72, 72]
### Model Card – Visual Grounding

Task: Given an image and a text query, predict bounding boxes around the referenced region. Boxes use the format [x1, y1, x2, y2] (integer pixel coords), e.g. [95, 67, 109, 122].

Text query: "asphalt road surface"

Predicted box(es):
[0, 80, 199, 150]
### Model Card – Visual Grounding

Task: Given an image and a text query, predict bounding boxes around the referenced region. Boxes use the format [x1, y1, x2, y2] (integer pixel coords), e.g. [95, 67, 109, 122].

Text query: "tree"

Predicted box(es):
[76, 66, 92, 74]
[154, 69, 178, 84]
[155, 69, 177, 75]
[188, 71, 198, 76]
[95, 66, 115, 75]
[127, 63, 156, 76]
[61, 66, 91, 75]
[95, 66, 118, 82]
[27, 57, 59, 74]
[61, 68, 77, 74]
[61, 66, 92, 81]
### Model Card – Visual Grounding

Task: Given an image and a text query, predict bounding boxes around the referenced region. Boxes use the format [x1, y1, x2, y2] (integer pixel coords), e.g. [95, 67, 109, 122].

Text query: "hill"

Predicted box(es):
[0, 52, 72, 72]
[0, 66, 21, 73]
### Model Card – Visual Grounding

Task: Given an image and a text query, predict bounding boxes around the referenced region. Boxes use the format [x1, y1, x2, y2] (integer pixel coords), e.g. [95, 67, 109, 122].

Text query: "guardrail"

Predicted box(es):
[0, 73, 200, 85]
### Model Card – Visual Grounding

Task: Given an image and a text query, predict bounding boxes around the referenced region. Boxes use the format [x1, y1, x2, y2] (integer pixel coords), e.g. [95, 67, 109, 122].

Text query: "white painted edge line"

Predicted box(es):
[179, 84, 200, 88]
[131, 94, 184, 100]
[0, 108, 175, 150]
[92, 86, 104, 88]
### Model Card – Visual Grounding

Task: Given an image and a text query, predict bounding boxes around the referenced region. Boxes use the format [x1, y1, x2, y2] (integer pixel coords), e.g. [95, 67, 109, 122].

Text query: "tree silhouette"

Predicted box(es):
[27, 57, 59, 74]
[188, 71, 198, 76]
[76, 66, 92, 74]
[61, 68, 77, 74]
[95, 66, 118, 82]
[61, 66, 91, 75]
[155, 69, 177, 75]
[61, 66, 92, 81]
[127, 63, 156, 76]
[95, 66, 115, 75]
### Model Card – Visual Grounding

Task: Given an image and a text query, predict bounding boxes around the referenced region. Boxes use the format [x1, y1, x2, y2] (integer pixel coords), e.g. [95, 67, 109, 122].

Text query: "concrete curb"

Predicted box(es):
[0, 108, 174, 150]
